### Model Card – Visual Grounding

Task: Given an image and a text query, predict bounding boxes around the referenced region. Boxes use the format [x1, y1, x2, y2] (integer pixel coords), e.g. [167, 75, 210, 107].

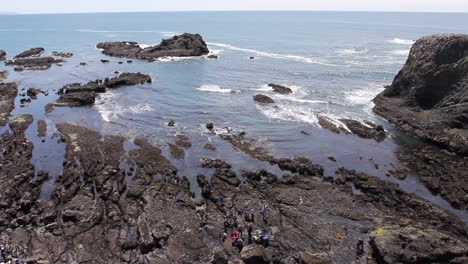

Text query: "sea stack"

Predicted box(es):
[373, 34, 468, 154]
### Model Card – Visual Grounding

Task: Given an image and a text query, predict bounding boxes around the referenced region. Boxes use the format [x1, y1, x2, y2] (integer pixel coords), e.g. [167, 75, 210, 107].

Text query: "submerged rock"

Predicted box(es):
[96, 33, 209, 61]
[253, 94, 275, 104]
[373, 34, 468, 154]
[14, 47, 44, 58]
[268, 84, 293, 95]
[339, 119, 387, 142]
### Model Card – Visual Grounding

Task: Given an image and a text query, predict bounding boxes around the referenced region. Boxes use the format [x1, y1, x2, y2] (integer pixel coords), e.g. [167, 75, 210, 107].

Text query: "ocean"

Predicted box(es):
[1, 11, 467, 219]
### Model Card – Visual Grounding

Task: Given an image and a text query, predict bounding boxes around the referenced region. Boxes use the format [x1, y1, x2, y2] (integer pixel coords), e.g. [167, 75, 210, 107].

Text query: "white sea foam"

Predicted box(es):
[160, 31, 180, 37]
[390, 49, 410, 55]
[345, 83, 385, 109]
[336, 48, 369, 55]
[388, 38, 415, 45]
[285, 98, 328, 104]
[207, 42, 336, 66]
[197, 85, 240, 94]
[95, 91, 154, 122]
[257, 104, 319, 125]
[208, 49, 224, 55]
[138, 43, 153, 49]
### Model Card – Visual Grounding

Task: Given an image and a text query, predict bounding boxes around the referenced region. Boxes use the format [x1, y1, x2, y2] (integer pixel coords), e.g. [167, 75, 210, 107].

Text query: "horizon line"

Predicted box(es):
[1, 9, 468, 15]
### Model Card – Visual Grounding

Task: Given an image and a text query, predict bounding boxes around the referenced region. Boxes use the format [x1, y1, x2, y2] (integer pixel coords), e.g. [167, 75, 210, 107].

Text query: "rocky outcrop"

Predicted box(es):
[49, 72, 151, 109]
[253, 94, 275, 104]
[0, 50, 6, 60]
[373, 34, 468, 154]
[268, 84, 292, 95]
[14, 47, 44, 58]
[339, 119, 387, 142]
[0, 82, 18, 126]
[96, 33, 209, 61]
[5, 57, 63, 70]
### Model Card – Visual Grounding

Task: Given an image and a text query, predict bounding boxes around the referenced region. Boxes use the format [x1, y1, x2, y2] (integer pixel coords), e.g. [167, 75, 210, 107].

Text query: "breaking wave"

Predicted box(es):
[388, 38, 415, 45]
[197, 85, 240, 94]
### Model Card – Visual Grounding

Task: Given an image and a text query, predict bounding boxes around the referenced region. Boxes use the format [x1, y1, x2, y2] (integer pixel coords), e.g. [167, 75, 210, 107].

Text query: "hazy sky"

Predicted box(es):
[3, 0, 468, 14]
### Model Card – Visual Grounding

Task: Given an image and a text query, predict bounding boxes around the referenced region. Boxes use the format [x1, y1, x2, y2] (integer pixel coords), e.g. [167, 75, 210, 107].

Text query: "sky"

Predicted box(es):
[2, 0, 468, 14]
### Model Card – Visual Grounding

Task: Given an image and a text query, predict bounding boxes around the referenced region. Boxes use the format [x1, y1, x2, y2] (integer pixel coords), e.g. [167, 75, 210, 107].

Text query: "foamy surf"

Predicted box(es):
[197, 85, 240, 94]
[257, 104, 319, 125]
[336, 48, 369, 55]
[207, 42, 336, 66]
[388, 38, 415, 45]
[95, 91, 154, 122]
[160, 31, 181, 37]
[390, 49, 410, 55]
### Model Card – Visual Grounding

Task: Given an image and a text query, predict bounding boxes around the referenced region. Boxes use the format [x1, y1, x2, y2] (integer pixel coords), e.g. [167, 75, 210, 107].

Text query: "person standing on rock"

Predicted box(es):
[261, 204, 268, 223]
[219, 194, 225, 207]
[247, 224, 253, 244]
[356, 238, 364, 258]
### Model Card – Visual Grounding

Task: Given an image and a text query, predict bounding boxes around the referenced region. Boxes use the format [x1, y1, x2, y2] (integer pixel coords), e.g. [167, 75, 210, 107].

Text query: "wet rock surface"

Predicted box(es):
[373, 34, 468, 154]
[0, 82, 18, 126]
[317, 116, 341, 134]
[37, 119, 47, 137]
[268, 84, 293, 95]
[253, 94, 275, 104]
[97, 33, 209, 61]
[0, 123, 466, 263]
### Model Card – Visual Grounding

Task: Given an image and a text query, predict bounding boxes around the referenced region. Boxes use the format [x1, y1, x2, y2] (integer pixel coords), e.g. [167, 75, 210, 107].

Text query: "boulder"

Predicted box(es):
[0, 50, 6, 60]
[240, 245, 267, 264]
[253, 94, 275, 104]
[97, 33, 209, 61]
[14, 47, 44, 58]
[370, 225, 468, 264]
[373, 34, 468, 154]
[268, 84, 293, 95]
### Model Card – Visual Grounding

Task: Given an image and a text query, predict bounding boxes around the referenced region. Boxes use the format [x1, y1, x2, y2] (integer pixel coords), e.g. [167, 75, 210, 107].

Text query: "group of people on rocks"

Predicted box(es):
[0, 245, 27, 264]
[219, 195, 270, 252]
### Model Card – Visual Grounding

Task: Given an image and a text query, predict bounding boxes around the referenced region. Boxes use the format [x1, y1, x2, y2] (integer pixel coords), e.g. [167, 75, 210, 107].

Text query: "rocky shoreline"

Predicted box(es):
[0, 34, 467, 263]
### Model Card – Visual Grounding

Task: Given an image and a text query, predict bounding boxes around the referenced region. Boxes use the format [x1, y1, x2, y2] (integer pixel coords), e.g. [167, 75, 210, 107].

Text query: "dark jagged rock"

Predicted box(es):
[97, 33, 209, 61]
[253, 94, 275, 104]
[240, 244, 268, 264]
[0, 50, 6, 60]
[0, 82, 18, 126]
[206, 122, 214, 130]
[26, 88, 42, 98]
[201, 158, 240, 186]
[49, 73, 151, 109]
[105, 72, 151, 88]
[268, 84, 293, 95]
[168, 120, 175, 126]
[14, 47, 44, 58]
[339, 119, 387, 142]
[373, 34, 468, 154]
[51, 51, 73, 58]
[5, 57, 63, 70]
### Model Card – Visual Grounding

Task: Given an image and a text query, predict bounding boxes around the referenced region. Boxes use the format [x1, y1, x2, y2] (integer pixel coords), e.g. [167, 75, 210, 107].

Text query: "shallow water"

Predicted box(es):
[0, 11, 467, 221]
